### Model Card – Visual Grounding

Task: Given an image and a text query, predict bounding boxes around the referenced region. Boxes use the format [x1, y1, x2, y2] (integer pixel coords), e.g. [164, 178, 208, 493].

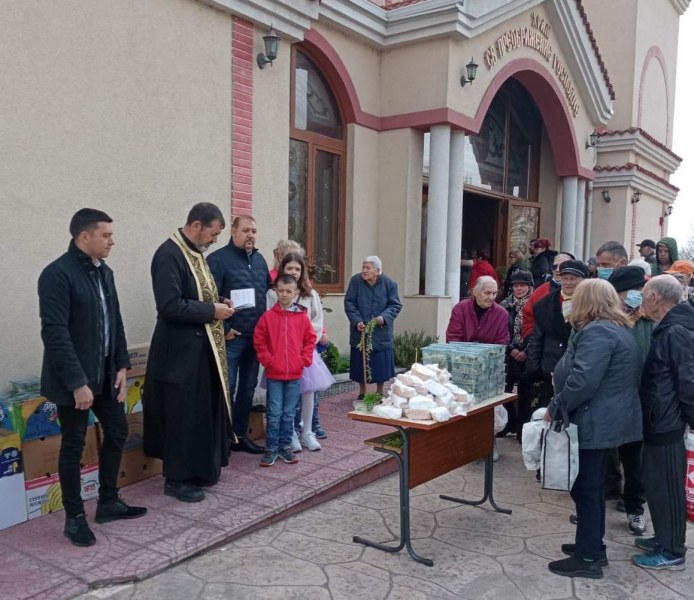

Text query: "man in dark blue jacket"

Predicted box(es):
[635, 274, 694, 571]
[38, 209, 146, 547]
[208, 215, 271, 454]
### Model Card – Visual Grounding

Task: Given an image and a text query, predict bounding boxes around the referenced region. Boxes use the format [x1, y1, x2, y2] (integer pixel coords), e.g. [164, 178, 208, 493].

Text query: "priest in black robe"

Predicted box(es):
[143, 203, 235, 503]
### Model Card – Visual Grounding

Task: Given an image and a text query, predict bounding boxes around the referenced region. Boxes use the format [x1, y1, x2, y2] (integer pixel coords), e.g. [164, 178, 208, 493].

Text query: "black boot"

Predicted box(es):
[95, 496, 148, 523]
[561, 543, 608, 567]
[164, 480, 204, 503]
[229, 436, 265, 454]
[548, 556, 603, 579]
[64, 514, 96, 547]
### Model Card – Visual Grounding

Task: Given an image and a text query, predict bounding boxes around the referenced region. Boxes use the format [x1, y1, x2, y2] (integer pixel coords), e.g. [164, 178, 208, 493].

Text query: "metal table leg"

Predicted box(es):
[353, 425, 434, 567]
[440, 452, 512, 515]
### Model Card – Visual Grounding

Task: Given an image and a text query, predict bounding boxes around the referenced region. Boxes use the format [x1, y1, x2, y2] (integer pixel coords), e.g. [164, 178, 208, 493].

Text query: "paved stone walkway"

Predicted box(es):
[74, 437, 694, 600]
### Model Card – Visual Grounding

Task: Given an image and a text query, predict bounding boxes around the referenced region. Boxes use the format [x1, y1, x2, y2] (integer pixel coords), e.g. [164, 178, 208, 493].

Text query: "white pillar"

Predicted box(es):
[561, 176, 578, 255]
[425, 125, 451, 296]
[584, 181, 594, 257]
[446, 130, 465, 304]
[574, 179, 587, 260]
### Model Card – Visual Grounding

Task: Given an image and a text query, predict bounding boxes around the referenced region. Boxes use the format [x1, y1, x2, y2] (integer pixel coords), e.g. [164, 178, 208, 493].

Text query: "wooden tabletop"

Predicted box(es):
[347, 392, 517, 431]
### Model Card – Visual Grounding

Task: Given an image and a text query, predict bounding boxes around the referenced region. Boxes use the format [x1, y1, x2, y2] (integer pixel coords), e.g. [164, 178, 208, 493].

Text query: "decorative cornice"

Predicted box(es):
[199, 0, 319, 41]
[572, 0, 615, 100]
[668, 0, 690, 16]
[597, 128, 682, 174]
[594, 163, 679, 204]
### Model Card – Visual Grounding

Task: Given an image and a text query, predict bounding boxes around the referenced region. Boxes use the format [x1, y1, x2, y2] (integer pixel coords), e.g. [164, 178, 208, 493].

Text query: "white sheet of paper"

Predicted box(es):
[229, 288, 255, 310]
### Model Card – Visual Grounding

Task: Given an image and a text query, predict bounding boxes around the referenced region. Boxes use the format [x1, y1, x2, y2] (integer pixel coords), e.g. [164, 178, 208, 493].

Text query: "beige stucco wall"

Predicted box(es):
[0, 0, 232, 391]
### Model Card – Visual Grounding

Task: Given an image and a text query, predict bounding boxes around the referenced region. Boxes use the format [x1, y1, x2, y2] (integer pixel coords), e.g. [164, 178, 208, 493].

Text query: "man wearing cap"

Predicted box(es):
[636, 239, 657, 266]
[633, 274, 694, 570]
[500, 270, 534, 438]
[664, 260, 694, 305]
[527, 259, 588, 407]
[607, 266, 653, 536]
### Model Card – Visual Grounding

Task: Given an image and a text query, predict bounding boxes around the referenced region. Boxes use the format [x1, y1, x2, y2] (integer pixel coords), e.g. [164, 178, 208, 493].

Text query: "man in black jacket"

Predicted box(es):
[208, 215, 271, 454]
[38, 209, 146, 547]
[634, 274, 694, 571]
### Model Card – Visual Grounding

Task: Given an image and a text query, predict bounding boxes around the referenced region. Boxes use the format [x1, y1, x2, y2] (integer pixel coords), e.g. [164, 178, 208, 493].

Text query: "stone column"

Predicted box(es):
[425, 125, 451, 296]
[574, 179, 587, 260]
[560, 176, 578, 255]
[445, 130, 465, 304]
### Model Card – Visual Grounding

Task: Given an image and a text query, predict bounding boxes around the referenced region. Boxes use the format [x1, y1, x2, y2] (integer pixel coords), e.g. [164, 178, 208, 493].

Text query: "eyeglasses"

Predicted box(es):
[552, 265, 561, 270]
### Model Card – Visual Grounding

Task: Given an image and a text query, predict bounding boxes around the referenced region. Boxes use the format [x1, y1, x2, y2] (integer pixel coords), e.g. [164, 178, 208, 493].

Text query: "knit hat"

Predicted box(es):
[608, 266, 648, 292]
[509, 270, 533, 286]
[558, 259, 589, 278]
[665, 260, 694, 276]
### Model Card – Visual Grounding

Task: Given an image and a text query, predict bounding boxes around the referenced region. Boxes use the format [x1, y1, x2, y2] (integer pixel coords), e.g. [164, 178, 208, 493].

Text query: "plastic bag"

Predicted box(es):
[540, 421, 579, 491]
[521, 419, 548, 470]
[493, 405, 508, 434]
[686, 431, 694, 524]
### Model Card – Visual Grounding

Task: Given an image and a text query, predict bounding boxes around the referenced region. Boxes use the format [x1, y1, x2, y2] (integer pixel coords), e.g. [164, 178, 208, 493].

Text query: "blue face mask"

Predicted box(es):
[625, 290, 643, 309]
[597, 267, 614, 280]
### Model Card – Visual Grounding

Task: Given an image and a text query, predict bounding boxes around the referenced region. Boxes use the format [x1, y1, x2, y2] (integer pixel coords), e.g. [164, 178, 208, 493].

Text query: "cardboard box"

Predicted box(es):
[0, 429, 28, 530]
[124, 412, 144, 450]
[247, 411, 265, 442]
[22, 426, 99, 481]
[25, 463, 99, 520]
[117, 447, 161, 487]
[127, 344, 149, 378]
[125, 376, 145, 415]
[0, 396, 60, 441]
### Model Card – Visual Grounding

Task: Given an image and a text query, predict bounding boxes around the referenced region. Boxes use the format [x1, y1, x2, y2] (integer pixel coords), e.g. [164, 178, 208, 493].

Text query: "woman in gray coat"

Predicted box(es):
[344, 256, 402, 398]
[545, 279, 642, 579]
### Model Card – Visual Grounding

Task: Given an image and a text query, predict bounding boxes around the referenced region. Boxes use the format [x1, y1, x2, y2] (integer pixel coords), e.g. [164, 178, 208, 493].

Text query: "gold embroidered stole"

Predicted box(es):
[170, 231, 236, 441]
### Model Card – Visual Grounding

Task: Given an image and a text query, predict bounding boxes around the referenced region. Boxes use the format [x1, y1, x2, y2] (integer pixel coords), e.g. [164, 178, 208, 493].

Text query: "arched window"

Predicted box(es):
[289, 48, 346, 290]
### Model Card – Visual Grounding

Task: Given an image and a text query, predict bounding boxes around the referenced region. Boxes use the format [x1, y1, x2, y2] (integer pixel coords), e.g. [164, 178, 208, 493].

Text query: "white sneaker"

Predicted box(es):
[290, 431, 302, 453]
[628, 514, 647, 536]
[492, 441, 500, 462]
[302, 431, 321, 451]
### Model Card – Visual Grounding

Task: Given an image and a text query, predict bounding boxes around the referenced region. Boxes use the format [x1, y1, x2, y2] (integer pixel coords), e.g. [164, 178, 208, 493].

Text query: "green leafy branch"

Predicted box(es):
[357, 318, 379, 383]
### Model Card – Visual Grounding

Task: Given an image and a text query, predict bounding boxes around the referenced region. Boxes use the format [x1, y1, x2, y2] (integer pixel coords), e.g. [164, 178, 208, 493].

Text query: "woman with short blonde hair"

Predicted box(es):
[567, 279, 633, 331]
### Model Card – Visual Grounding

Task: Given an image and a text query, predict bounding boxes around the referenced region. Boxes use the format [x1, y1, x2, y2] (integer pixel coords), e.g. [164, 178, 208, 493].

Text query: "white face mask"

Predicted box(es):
[625, 290, 643, 309]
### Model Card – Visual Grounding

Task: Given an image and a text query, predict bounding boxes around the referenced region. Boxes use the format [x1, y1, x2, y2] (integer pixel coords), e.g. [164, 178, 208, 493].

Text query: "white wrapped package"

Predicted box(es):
[434, 391, 455, 408]
[411, 363, 436, 381]
[423, 379, 450, 398]
[397, 372, 416, 386]
[424, 363, 442, 375]
[405, 408, 432, 420]
[438, 369, 452, 384]
[389, 393, 409, 409]
[431, 406, 452, 422]
[450, 402, 468, 416]
[408, 395, 435, 410]
[391, 380, 417, 398]
[373, 405, 403, 420]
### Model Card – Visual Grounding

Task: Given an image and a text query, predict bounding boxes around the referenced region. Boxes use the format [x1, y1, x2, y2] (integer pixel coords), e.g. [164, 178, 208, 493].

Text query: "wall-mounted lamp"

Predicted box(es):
[601, 189, 611, 203]
[631, 189, 641, 204]
[667, 204, 673, 216]
[585, 131, 599, 149]
[460, 58, 479, 87]
[257, 26, 280, 69]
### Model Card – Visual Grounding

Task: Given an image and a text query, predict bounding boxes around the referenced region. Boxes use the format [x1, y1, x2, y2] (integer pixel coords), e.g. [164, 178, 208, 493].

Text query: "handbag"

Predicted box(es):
[686, 431, 694, 524]
[540, 418, 579, 491]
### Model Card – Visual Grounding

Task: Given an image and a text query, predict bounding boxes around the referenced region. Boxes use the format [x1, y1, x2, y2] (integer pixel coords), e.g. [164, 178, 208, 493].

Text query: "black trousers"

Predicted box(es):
[642, 440, 687, 557]
[57, 384, 127, 518]
[619, 441, 645, 515]
[504, 358, 532, 435]
[570, 448, 608, 561]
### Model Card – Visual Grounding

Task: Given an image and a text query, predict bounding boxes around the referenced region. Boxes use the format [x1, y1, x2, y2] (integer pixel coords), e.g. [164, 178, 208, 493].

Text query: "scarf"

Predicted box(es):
[170, 230, 236, 442]
[511, 292, 531, 346]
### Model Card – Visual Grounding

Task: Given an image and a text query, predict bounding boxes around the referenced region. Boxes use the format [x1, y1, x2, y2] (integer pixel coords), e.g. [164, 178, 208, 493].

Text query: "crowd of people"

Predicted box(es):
[38, 207, 692, 581]
[447, 236, 694, 578]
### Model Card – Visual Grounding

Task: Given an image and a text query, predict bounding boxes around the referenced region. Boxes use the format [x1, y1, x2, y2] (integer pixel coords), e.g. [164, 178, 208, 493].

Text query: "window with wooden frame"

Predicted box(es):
[289, 48, 346, 290]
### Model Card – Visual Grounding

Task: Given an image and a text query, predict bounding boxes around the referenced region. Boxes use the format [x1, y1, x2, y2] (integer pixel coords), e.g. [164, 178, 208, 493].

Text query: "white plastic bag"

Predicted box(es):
[540, 422, 579, 491]
[493, 405, 508, 434]
[521, 419, 548, 470]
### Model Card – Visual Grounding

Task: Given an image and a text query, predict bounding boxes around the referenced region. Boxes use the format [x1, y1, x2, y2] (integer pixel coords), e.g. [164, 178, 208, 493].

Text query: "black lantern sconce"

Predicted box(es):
[585, 131, 599, 149]
[667, 204, 674, 216]
[460, 58, 479, 87]
[257, 26, 280, 69]
[601, 189, 611, 203]
[631, 189, 641, 204]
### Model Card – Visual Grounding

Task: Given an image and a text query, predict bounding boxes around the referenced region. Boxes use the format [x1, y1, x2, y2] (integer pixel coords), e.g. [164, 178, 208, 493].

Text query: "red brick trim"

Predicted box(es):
[594, 163, 680, 192]
[231, 17, 254, 217]
[598, 126, 681, 161]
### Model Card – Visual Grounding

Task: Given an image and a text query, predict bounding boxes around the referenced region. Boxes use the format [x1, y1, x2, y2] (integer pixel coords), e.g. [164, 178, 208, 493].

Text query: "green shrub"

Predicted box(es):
[321, 342, 350, 374]
[393, 329, 438, 368]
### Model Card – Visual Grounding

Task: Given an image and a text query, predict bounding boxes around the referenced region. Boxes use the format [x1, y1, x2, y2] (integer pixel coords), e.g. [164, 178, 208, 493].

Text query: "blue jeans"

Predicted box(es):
[226, 336, 260, 438]
[265, 379, 301, 452]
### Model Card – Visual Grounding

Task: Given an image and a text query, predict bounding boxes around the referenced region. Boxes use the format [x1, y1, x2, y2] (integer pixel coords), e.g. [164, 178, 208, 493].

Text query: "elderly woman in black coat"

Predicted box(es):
[344, 256, 402, 398]
[545, 279, 642, 579]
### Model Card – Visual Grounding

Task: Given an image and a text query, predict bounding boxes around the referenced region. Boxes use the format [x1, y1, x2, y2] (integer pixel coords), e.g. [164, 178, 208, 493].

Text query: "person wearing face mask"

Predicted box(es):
[595, 241, 628, 281]
[527, 260, 588, 408]
[663, 260, 694, 305]
[606, 266, 652, 537]
[652, 237, 678, 276]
